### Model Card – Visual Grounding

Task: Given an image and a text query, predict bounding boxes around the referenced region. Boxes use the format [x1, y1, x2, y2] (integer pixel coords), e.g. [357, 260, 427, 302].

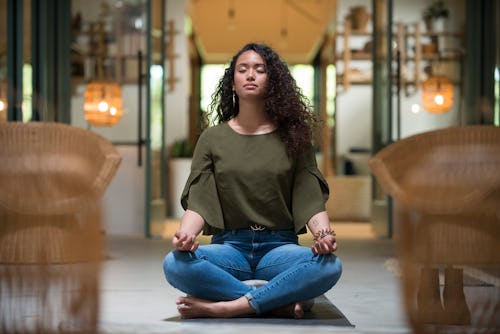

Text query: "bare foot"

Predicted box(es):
[268, 302, 306, 319]
[176, 296, 254, 319]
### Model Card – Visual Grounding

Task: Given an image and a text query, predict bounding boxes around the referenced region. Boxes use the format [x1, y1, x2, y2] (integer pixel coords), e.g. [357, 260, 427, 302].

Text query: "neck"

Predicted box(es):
[236, 99, 267, 125]
[230, 101, 276, 135]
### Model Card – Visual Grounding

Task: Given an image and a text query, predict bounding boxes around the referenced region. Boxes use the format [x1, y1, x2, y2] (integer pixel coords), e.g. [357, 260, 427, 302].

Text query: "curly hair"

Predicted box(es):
[207, 42, 319, 156]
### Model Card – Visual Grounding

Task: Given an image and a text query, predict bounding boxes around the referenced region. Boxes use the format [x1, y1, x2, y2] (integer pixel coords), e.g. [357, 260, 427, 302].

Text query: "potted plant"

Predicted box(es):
[168, 138, 194, 218]
[169, 138, 194, 159]
[422, 1, 449, 32]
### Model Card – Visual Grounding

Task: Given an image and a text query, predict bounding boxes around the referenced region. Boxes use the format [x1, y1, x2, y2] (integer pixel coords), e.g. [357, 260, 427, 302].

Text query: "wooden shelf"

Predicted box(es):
[339, 51, 371, 60]
[337, 77, 372, 85]
[336, 30, 372, 37]
[402, 78, 461, 85]
[405, 54, 463, 61]
[404, 31, 462, 38]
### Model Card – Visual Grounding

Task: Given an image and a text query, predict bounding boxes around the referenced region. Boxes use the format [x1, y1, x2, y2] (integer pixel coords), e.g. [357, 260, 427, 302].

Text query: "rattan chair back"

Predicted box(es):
[0, 121, 121, 333]
[370, 125, 500, 333]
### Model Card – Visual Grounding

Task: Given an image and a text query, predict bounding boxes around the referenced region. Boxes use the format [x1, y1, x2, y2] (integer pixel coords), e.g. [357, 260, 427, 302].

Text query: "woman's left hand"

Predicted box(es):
[307, 211, 338, 255]
[311, 233, 337, 255]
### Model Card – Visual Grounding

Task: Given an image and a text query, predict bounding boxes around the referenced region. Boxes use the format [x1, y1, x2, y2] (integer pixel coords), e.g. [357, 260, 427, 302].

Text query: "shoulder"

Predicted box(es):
[201, 123, 229, 136]
[199, 123, 232, 142]
[195, 123, 231, 151]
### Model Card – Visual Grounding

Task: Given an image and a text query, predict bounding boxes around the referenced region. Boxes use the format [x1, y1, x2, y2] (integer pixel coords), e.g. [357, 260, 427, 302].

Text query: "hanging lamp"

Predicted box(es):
[84, 22, 123, 126]
[84, 81, 123, 126]
[0, 81, 7, 122]
[422, 75, 453, 114]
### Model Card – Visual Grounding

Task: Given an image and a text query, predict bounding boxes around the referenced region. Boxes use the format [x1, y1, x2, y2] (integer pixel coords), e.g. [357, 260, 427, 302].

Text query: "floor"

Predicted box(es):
[4, 222, 497, 333]
[98, 222, 412, 334]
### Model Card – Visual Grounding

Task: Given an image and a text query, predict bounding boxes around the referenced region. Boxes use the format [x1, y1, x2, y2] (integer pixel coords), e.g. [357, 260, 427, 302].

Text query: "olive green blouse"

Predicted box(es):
[181, 123, 329, 235]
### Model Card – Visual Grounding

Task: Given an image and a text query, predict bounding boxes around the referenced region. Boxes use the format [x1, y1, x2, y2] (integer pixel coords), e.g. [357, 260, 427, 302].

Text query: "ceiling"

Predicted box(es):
[187, 0, 337, 64]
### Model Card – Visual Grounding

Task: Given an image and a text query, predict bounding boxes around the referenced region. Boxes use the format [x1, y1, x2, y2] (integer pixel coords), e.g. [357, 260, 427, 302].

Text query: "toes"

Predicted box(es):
[177, 296, 194, 305]
[294, 303, 305, 319]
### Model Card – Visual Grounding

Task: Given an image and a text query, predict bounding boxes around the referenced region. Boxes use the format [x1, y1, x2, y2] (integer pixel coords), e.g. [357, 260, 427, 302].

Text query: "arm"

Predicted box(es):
[307, 211, 337, 255]
[173, 209, 204, 252]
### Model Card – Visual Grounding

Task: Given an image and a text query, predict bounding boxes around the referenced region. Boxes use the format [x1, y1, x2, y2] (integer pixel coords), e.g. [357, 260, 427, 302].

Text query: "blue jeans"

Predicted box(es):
[163, 229, 342, 314]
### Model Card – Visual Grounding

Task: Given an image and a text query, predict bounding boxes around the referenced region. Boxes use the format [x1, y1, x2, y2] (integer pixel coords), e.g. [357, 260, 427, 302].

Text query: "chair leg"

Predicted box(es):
[443, 266, 471, 325]
[417, 266, 444, 324]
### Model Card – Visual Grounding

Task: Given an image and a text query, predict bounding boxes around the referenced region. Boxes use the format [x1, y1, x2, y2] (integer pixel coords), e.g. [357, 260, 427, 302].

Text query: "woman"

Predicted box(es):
[163, 42, 342, 319]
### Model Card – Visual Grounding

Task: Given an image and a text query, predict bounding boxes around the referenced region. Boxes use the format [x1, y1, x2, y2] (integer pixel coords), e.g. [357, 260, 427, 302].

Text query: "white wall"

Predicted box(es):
[102, 146, 146, 236]
[336, 86, 372, 154]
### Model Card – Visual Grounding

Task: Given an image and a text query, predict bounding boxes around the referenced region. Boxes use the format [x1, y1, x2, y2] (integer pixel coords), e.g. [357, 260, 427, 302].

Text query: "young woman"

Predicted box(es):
[163, 42, 342, 319]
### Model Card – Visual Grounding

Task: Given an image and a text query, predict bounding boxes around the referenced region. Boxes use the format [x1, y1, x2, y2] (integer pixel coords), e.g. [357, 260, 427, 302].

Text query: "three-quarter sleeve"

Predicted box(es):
[180, 130, 225, 234]
[292, 145, 330, 233]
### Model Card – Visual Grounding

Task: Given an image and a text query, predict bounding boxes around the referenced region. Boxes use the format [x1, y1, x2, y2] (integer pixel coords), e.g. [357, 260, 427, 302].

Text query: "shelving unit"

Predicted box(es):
[71, 19, 178, 90]
[335, 17, 372, 91]
[395, 22, 464, 96]
[334, 17, 464, 94]
[71, 21, 146, 85]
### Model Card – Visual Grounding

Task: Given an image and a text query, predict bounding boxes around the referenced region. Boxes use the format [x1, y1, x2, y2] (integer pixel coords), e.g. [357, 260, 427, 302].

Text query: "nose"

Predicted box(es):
[246, 69, 255, 80]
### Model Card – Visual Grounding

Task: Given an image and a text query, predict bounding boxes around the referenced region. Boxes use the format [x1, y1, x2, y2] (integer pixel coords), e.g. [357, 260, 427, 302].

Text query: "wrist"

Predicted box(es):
[313, 228, 336, 242]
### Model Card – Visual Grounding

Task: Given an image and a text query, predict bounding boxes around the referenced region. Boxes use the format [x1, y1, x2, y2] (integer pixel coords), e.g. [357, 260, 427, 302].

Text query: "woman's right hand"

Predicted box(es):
[172, 209, 205, 252]
[173, 231, 199, 252]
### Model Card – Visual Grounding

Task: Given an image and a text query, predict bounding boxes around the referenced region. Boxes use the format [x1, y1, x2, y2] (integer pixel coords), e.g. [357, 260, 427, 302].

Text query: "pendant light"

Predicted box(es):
[0, 81, 7, 122]
[84, 22, 123, 126]
[422, 75, 453, 114]
[84, 81, 122, 126]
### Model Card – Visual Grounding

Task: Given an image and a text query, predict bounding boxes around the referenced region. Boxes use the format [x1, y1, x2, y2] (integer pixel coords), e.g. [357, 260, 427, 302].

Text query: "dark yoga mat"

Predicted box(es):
[164, 294, 354, 327]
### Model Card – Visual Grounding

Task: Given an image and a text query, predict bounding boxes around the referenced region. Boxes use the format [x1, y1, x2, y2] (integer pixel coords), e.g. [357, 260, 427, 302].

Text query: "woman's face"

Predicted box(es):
[232, 50, 268, 100]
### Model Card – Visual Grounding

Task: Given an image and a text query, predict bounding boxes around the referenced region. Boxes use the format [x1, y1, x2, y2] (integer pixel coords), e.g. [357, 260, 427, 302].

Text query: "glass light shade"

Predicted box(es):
[84, 81, 123, 126]
[0, 99, 6, 122]
[422, 75, 454, 114]
[0, 81, 7, 122]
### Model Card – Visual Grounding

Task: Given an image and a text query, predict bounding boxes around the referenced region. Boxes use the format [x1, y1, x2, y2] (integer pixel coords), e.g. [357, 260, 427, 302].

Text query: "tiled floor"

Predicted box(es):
[98, 222, 412, 333]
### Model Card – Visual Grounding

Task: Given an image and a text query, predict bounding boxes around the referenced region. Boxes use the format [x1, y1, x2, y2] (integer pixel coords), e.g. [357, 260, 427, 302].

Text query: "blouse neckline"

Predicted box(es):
[225, 121, 278, 136]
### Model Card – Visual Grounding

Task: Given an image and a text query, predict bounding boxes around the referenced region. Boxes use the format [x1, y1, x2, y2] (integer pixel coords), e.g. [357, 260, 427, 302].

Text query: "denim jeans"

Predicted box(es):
[163, 229, 342, 314]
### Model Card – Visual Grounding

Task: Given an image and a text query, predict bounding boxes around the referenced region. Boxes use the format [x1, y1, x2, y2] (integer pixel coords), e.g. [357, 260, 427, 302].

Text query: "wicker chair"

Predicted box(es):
[369, 125, 500, 334]
[0, 122, 121, 333]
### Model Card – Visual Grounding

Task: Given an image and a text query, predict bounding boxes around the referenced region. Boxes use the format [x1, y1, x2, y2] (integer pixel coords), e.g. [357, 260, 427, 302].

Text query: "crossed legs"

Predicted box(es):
[163, 240, 342, 318]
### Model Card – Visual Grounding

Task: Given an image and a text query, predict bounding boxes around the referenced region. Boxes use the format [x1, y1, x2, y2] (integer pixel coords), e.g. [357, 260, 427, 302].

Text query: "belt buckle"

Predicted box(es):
[250, 224, 266, 231]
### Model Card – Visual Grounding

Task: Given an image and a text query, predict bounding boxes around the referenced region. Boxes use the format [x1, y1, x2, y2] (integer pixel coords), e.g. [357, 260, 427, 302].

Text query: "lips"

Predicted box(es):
[243, 84, 257, 89]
